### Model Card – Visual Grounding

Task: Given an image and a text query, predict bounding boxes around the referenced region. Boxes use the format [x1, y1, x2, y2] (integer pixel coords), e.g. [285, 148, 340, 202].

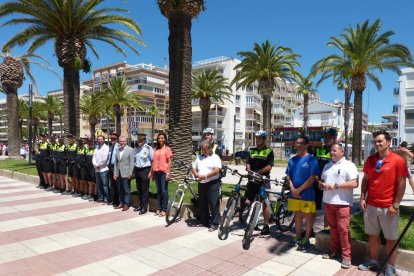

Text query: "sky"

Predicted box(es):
[1, 0, 414, 123]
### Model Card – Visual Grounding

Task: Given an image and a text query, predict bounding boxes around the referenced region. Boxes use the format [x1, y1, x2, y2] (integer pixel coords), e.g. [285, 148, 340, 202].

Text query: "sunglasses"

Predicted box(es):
[376, 160, 383, 172]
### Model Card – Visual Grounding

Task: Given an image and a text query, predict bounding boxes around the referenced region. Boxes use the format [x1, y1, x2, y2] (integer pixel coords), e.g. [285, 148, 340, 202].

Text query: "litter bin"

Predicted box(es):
[235, 157, 241, 165]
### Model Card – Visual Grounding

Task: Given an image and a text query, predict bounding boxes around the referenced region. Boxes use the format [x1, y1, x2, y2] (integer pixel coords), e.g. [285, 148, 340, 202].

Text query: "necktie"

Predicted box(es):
[109, 145, 115, 165]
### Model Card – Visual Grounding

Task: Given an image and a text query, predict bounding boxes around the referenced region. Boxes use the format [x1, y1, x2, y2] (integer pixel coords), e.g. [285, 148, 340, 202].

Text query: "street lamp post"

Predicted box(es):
[280, 131, 284, 159]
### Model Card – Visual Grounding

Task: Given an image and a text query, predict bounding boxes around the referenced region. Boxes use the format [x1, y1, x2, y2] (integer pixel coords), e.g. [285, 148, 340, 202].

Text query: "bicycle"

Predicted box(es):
[218, 168, 250, 240]
[165, 159, 198, 225]
[242, 176, 294, 250]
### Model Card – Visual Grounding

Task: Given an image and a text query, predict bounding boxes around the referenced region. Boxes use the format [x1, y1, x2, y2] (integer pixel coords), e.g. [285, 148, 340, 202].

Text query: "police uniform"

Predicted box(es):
[245, 146, 274, 201]
[134, 136, 153, 213]
[34, 146, 46, 188]
[315, 145, 331, 210]
[85, 146, 96, 183]
[75, 143, 87, 182]
[39, 140, 52, 174]
[66, 142, 78, 178]
[54, 143, 68, 175]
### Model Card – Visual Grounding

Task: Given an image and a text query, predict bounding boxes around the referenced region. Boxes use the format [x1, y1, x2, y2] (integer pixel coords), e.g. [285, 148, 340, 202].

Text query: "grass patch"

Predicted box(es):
[0, 159, 39, 176]
[350, 206, 414, 250]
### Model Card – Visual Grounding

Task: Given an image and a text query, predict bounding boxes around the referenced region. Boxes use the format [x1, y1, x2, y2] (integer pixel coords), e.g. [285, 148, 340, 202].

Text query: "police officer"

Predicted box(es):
[83, 138, 97, 201]
[201, 128, 222, 158]
[38, 133, 52, 189]
[65, 134, 77, 195]
[246, 130, 274, 235]
[314, 127, 338, 230]
[47, 135, 58, 192]
[74, 138, 87, 197]
[34, 135, 46, 189]
[53, 135, 68, 193]
[133, 133, 153, 214]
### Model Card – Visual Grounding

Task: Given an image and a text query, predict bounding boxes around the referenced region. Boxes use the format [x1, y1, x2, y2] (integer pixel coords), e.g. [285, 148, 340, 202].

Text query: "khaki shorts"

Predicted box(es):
[364, 204, 399, 240]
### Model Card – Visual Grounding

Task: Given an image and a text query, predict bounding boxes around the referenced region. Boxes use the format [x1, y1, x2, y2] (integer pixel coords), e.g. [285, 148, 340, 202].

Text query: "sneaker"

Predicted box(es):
[384, 264, 396, 276]
[341, 259, 352, 269]
[358, 259, 379, 271]
[260, 224, 270, 235]
[288, 237, 302, 246]
[61, 190, 71, 195]
[46, 186, 54, 191]
[53, 189, 60, 193]
[297, 239, 310, 251]
[322, 252, 339, 259]
[81, 195, 89, 200]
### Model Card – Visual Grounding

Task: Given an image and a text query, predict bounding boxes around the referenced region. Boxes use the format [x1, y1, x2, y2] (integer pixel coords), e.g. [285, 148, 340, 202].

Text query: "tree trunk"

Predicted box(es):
[115, 111, 122, 137]
[5, 85, 20, 158]
[344, 88, 351, 159]
[60, 118, 63, 135]
[48, 116, 53, 136]
[200, 97, 211, 130]
[352, 90, 363, 165]
[303, 94, 309, 136]
[262, 93, 272, 146]
[168, 13, 193, 178]
[63, 67, 80, 137]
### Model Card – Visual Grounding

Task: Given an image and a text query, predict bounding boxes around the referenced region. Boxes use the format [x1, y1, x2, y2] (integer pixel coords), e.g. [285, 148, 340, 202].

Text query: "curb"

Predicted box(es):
[316, 231, 414, 271]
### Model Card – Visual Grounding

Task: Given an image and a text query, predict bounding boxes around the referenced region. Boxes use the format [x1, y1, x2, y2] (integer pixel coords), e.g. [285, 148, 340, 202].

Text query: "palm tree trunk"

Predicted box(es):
[344, 88, 351, 159]
[303, 94, 309, 136]
[5, 86, 20, 157]
[200, 97, 211, 130]
[59, 118, 63, 135]
[151, 115, 155, 147]
[89, 123, 96, 141]
[115, 111, 122, 136]
[63, 67, 80, 137]
[262, 93, 272, 146]
[168, 13, 193, 178]
[48, 117, 53, 136]
[352, 90, 363, 165]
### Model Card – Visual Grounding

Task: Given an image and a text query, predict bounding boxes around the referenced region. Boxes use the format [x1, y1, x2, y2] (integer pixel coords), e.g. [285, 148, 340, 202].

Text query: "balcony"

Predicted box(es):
[273, 108, 286, 116]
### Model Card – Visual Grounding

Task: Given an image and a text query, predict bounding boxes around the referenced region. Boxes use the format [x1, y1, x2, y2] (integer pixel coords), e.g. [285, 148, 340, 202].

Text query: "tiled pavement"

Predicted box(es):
[0, 176, 413, 276]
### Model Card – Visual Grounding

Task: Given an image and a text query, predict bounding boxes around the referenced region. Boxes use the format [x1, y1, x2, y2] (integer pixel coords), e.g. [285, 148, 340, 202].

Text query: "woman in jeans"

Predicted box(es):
[149, 133, 173, 217]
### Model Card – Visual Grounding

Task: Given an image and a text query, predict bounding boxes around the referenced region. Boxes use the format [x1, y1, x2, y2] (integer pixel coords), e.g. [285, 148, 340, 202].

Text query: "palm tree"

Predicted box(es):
[43, 95, 62, 136]
[158, 0, 205, 175]
[0, 0, 145, 137]
[192, 69, 233, 130]
[0, 51, 53, 157]
[232, 40, 300, 145]
[313, 19, 413, 164]
[80, 93, 103, 141]
[101, 78, 144, 136]
[146, 104, 161, 147]
[296, 73, 316, 136]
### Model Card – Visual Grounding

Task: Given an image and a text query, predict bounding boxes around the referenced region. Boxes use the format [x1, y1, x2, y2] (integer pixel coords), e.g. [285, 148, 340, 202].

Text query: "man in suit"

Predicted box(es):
[114, 136, 135, 211]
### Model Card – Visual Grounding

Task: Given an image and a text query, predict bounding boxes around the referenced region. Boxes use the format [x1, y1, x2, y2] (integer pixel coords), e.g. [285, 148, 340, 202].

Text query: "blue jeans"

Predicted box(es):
[154, 171, 168, 211]
[117, 177, 131, 206]
[95, 170, 109, 201]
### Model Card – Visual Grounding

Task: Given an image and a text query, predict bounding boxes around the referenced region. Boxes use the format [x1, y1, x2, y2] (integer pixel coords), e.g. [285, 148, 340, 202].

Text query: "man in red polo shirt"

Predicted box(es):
[358, 130, 407, 275]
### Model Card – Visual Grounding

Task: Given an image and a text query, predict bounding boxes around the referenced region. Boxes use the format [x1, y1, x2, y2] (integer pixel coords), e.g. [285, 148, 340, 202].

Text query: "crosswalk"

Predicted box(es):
[0, 176, 411, 276]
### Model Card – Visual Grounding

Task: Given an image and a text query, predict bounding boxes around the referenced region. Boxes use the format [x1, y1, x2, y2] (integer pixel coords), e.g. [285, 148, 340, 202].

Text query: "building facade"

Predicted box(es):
[396, 68, 414, 145]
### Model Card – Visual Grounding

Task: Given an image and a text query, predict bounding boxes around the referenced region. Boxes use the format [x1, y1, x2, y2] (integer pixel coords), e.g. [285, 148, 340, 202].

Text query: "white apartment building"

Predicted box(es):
[191, 56, 308, 153]
[396, 68, 414, 144]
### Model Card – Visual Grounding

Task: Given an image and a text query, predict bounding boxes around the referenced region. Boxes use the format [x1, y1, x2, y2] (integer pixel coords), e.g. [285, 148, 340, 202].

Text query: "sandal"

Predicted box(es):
[154, 210, 161, 216]
[158, 211, 166, 217]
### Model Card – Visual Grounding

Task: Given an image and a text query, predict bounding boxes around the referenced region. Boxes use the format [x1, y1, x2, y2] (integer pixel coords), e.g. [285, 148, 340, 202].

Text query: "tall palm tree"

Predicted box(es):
[80, 93, 103, 141]
[158, 0, 205, 176]
[232, 40, 300, 145]
[192, 69, 233, 130]
[146, 104, 161, 147]
[43, 95, 62, 136]
[0, 0, 145, 137]
[0, 51, 53, 157]
[101, 77, 144, 136]
[296, 73, 316, 136]
[313, 19, 413, 164]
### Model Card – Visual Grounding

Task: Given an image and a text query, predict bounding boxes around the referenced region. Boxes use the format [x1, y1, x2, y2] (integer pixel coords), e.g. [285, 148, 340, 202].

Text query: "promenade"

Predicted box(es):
[0, 168, 413, 275]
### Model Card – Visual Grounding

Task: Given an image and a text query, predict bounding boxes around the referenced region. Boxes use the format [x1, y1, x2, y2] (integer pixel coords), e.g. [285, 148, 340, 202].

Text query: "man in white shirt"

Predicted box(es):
[319, 143, 358, 269]
[92, 135, 109, 203]
[192, 140, 222, 232]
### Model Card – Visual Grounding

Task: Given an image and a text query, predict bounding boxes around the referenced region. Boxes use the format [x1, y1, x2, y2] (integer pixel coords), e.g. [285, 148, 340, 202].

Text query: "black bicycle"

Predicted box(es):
[165, 160, 198, 225]
[242, 176, 295, 250]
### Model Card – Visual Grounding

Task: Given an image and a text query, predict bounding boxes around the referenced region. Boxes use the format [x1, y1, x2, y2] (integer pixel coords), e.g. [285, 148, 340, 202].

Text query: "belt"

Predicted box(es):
[136, 166, 151, 170]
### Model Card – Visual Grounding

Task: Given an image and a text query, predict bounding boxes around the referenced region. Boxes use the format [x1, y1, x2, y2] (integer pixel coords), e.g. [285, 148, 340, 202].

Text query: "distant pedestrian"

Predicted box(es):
[319, 143, 358, 269]
[20, 145, 27, 159]
[358, 130, 406, 275]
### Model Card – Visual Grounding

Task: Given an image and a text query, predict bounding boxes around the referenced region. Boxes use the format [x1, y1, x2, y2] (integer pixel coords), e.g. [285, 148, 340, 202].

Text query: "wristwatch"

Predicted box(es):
[393, 202, 400, 209]
[334, 183, 339, 189]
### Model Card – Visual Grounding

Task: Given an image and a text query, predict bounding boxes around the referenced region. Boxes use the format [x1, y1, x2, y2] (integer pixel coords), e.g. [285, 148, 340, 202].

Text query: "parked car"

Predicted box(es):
[234, 149, 249, 160]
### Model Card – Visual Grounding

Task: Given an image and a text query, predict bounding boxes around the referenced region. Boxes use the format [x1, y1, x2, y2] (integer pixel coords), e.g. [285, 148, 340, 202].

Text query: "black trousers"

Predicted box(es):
[198, 179, 221, 228]
[108, 166, 119, 205]
[35, 159, 46, 186]
[135, 167, 151, 211]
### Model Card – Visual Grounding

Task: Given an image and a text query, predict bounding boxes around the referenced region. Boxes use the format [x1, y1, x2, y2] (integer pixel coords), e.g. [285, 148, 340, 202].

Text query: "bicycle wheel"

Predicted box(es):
[218, 196, 237, 240]
[165, 189, 185, 225]
[242, 202, 261, 250]
[275, 202, 295, 232]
